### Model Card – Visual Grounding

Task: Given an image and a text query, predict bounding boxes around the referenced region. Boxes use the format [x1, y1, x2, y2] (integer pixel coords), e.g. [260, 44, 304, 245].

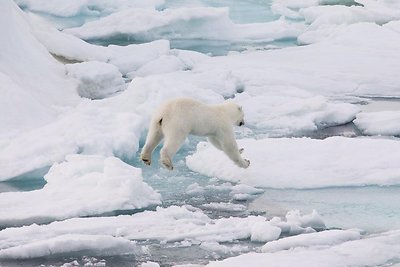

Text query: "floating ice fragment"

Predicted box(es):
[186, 183, 205, 195]
[354, 111, 400, 136]
[250, 222, 282, 242]
[261, 229, 361, 252]
[201, 202, 247, 212]
[140, 261, 160, 267]
[66, 61, 126, 99]
[0, 234, 137, 259]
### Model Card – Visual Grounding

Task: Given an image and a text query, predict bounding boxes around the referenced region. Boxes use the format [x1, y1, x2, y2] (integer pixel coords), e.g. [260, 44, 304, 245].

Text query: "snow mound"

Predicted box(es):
[186, 137, 400, 188]
[0, 155, 161, 226]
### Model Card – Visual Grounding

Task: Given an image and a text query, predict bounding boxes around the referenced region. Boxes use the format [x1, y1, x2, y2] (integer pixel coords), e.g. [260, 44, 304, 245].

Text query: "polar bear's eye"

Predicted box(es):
[238, 106, 242, 111]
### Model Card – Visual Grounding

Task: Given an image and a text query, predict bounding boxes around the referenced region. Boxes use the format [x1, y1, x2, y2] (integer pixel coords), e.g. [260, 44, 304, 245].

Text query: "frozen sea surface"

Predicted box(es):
[2, 0, 400, 266]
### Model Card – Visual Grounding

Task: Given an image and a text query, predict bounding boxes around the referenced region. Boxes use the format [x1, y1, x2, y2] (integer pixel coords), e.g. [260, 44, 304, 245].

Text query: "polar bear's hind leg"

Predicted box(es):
[141, 119, 163, 165]
[160, 132, 187, 170]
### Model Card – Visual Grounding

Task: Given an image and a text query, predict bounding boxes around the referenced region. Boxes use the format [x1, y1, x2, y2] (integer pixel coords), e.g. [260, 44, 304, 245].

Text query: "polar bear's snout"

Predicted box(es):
[239, 120, 244, 126]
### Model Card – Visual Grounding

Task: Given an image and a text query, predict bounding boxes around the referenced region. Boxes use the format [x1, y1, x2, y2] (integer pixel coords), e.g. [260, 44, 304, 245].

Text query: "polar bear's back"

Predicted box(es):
[156, 98, 224, 136]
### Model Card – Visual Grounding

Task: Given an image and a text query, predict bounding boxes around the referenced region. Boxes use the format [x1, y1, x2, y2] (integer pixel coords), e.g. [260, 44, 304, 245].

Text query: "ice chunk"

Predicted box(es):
[0, 234, 137, 259]
[201, 202, 247, 212]
[15, 0, 164, 18]
[65, 7, 304, 43]
[0, 206, 324, 259]
[250, 222, 282, 242]
[262, 229, 361, 252]
[0, 101, 143, 181]
[27, 12, 172, 75]
[186, 183, 205, 195]
[140, 262, 160, 267]
[236, 93, 360, 135]
[0, 155, 161, 226]
[66, 61, 126, 99]
[285, 210, 326, 230]
[186, 137, 400, 188]
[207, 230, 400, 267]
[231, 184, 264, 195]
[199, 242, 249, 255]
[354, 111, 400, 136]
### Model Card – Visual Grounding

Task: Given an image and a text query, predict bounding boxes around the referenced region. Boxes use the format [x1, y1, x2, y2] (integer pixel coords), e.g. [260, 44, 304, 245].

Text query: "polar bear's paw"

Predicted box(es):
[242, 159, 250, 168]
[161, 157, 174, 170]
[141, 154, 152, 165]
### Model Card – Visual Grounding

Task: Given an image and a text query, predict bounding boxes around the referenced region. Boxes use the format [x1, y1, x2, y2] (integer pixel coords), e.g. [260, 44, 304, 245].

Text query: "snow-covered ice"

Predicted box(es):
[0, 155, 161, 226]
[187, 137, 400, 188]
[354, 111, 400, 136]
[66, 61, 126, 99]
[207, 230, 400, 267]
[0, 101, 143, 181]
[0, 234, 137, 259]
[2, 0, 400, 265]
[0, 206, 324, 259]
[0, 0, 79, 137]
[15, 0, 164, 19]
[65, 7, 304, 44]
[261, 229, 362, 252]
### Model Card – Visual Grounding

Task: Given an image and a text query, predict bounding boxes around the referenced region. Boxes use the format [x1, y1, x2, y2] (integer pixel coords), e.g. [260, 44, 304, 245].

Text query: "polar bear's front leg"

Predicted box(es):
[219, 132, 250, 169]
[208, 136, 223, 151]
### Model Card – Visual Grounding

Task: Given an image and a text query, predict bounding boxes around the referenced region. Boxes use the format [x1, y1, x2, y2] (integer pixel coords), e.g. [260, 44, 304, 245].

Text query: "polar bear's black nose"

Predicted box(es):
[239, 121, 244, 126]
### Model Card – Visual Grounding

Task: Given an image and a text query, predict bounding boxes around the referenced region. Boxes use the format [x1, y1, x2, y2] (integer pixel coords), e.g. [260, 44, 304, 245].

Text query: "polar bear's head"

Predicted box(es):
[223, 101, 245, 127]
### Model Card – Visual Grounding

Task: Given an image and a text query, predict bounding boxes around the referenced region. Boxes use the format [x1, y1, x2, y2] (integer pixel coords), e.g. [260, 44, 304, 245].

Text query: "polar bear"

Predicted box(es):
[140, 97, 250, 170]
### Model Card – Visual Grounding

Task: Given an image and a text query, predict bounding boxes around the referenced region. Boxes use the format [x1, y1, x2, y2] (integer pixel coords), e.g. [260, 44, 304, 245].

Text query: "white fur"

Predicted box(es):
[140, 98, 250, 170]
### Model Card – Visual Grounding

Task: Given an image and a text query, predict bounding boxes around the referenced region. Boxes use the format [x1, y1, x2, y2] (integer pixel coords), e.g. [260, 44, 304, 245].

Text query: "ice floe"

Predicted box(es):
[65, 7, 305, 44]
[0, 155, 161, 226]
[0, 206, 324, 259]
[0, 101, 143, 181]
[354, 111, 400, 136]
[187, 137, 400, 188]
[261, 229, 362, 252]
[15, 0, 164, 18]
[0, 234, 137, 259]
[207, 229, 400, 267]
